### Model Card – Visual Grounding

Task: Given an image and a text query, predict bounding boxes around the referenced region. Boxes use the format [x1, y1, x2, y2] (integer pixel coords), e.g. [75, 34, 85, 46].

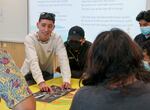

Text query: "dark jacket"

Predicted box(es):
[70, 81, 150, 110]
[134, 33, 150, 48]
[64, 40, 92, 78]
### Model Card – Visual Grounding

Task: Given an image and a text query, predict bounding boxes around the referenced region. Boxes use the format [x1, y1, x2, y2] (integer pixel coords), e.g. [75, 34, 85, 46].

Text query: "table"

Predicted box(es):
[0, 78, 80, 110]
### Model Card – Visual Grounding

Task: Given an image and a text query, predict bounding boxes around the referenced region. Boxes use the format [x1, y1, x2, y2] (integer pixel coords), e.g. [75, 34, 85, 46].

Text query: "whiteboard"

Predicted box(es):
[0, 0, 149, 42]
[28, 0, 148, 42]
[0, 0, 27, 42]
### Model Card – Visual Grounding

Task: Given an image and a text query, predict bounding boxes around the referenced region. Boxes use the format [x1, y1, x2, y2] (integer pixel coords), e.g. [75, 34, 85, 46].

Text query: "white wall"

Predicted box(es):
[0, 0, 27, 42]
[147, 0, 150, 10]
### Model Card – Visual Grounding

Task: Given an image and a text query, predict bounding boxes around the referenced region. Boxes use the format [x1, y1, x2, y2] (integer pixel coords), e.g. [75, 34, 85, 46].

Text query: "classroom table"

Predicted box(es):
[0, 78, 80, 110]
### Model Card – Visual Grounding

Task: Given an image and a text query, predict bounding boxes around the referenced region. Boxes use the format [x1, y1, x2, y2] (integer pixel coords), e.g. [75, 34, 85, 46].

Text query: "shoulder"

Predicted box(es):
[25, 32, 37, 40]
[73, 86, 91, 97]
[72, 85, 106, 108]
[25, 32, 37, 38]
[85, 40, 92, 44]
[84, 40, 92, 46]
[72, 86, 92, 103]
[134, 34, 146, 40]
[77, 86, 93, 93]
[50, 32, 64, 46]
[25, 32, 38, 43]
[51, 32, 61, 39]
[81, 41, 92, 51]
[74, 85, 101, 98]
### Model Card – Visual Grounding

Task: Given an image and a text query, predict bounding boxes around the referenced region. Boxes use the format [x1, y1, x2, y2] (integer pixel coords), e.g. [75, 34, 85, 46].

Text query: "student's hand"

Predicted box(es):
[62, 82, 71, 89]
[38, 81, 52, 92]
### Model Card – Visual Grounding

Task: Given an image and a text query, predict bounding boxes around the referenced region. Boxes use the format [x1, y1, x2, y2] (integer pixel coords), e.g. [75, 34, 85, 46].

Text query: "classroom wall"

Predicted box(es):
[0, 0, 27, 42]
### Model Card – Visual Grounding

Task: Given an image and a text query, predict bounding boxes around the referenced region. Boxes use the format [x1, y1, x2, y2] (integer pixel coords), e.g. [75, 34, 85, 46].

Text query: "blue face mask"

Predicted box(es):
[140, 26, 150, 36]
[143, 61, 150, 72]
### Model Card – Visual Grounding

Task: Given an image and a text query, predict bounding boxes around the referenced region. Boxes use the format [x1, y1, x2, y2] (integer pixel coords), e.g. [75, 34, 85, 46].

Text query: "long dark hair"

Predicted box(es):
[81, 28, 150, 86]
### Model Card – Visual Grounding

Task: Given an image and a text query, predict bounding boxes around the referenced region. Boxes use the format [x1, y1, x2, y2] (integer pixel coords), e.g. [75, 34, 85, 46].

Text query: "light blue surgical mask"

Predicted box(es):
[143, 61, 150, 71]
[140, 26, 150, 36]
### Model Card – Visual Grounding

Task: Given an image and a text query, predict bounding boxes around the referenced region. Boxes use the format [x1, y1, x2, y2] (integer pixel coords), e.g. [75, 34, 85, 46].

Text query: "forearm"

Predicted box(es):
[58, 51, 71, 83]
[56, 36, 71, 83]
[13, 95, 36, 110]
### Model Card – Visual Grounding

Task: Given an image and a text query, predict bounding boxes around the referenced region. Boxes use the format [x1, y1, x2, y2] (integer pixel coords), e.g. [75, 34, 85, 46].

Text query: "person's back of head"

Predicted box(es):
[39, 12, 55, 23]
[82, 28, 146, 86]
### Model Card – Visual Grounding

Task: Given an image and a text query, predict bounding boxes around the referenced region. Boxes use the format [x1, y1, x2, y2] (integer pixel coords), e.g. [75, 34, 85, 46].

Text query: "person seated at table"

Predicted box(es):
[0, 49, 36, 110]
[134, 10, 150, 48]
[64, 26, 92, 78]
[142, 40, 150, 71]
[70, 28, 150, 110]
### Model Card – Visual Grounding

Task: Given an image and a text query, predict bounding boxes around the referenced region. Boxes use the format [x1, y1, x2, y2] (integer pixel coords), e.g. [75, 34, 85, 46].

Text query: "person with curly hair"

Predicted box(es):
[70, 28, 150, 110]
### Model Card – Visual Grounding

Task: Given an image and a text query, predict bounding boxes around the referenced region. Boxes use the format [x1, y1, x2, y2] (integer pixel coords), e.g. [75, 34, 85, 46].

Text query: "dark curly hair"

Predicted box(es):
[81, 28, 150, 86]
[136, 10, 150, 22]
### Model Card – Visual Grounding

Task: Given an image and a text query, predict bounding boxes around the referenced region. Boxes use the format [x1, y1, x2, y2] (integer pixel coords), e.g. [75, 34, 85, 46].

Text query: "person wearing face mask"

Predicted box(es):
[142, 40, 150, 71]
[64, 26, 92, 78]
[134, 10, 150, 48]
[21, 12, 71, 92]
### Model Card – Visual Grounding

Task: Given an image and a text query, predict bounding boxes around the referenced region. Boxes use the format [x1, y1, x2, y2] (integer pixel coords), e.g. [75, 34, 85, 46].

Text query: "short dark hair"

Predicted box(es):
[136, 10, 150, 22]
[81, 28, 149, 86]
[136, 11, 146, 21]
[144, 10, 150, 22]
[39, 12, 55, 23]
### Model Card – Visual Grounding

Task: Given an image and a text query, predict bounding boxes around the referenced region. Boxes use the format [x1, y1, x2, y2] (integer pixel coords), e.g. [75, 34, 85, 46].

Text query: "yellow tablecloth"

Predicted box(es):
[0, 78, 80, 110]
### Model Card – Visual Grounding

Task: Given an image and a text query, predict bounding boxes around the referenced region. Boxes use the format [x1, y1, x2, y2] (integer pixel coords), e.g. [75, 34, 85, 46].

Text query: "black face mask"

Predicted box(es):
[68, 41, 82, 51]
